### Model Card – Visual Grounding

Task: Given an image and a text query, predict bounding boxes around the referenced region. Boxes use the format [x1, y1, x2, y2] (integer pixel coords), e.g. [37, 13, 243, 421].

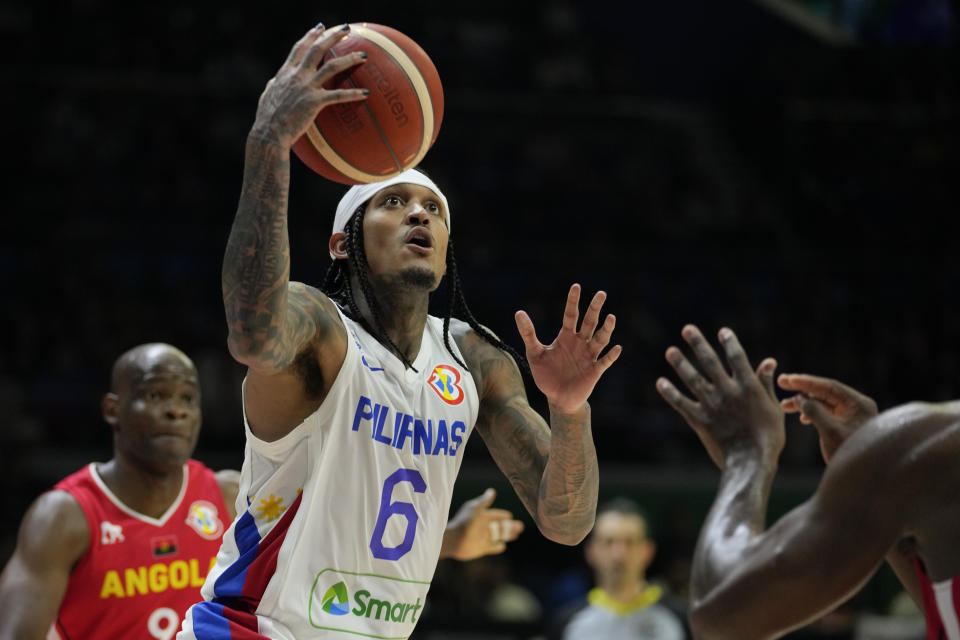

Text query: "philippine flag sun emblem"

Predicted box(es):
[428, 364, 464, 405]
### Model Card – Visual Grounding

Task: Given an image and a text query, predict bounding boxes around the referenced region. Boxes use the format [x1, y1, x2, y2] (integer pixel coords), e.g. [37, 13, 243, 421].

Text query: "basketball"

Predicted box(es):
[292, 22, 444, 185]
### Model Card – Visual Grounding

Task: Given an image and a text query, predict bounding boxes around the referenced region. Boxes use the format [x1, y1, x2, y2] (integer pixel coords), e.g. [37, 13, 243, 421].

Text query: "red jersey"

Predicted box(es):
[915, 558, 960, 640]
[48, 460, 229, 640]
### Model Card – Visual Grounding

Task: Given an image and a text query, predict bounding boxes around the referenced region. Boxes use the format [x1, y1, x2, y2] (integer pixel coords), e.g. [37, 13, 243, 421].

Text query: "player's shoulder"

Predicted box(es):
[288, 281, 344, 329]
[829, 400, 960, 498]
[2, 489, 90, 583]
[287, 281, 349, 363]
[186, 459, 229, 483]
[186, 458, 212, 472]
[447, 318, 509, 360]
[19, 489, 90, 552]
[53, 463, 95, 490]
[447, 319, 519, 393]
[288, 280, 326, 302]
[846, 401, 959, 463]
[886, 401, 960, 475]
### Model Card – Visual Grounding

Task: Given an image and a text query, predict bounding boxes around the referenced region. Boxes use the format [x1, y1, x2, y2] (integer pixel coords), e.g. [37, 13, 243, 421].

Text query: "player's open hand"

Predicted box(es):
[657, 325, 783, 469]
[514, 284, 622, 414]
[443, 489, 524, 561]
[777, 373, 878, 463]
[252, 23, 369, 148]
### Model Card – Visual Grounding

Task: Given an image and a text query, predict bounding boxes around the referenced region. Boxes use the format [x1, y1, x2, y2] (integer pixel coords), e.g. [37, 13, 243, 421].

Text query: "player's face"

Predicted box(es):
[361, 183, 449, 290]
[586, 513, 654, 587]
[112, 353, 201, 472]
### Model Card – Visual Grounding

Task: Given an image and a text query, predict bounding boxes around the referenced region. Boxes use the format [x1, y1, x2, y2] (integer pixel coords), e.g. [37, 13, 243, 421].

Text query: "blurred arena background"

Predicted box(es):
[1, 0, 957, 637]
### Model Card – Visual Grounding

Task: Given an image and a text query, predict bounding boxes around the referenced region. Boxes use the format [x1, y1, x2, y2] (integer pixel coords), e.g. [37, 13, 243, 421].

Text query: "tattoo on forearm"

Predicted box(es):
[469, 333, 598, 541]
[486, 396, 550, 505]
[536, 405, 598, 538]
[222, 138, 314, 368]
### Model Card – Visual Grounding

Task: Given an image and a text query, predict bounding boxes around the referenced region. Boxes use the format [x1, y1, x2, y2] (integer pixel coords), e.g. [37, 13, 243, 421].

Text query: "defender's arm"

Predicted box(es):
[0, 491, 89, 640]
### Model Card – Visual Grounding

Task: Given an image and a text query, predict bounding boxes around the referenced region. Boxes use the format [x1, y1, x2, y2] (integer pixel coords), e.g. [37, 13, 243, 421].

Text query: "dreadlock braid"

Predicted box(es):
[321, 207, 364, 324]
[348, 206, 417, 370]
[441, 236, 529, 376]
[321, 257, 345, 300]
[341, 212, 367, 323]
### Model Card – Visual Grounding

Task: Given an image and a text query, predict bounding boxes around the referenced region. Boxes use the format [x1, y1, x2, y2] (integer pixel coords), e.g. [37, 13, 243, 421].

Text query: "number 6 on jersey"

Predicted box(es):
[370, 469, 426, 561]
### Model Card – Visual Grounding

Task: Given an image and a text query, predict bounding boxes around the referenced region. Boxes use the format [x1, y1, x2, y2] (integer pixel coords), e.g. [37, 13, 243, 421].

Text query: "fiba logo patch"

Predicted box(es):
[185, 500, 223, 540]
[321, 581, 351, 616]
[427, 365, 464, 405]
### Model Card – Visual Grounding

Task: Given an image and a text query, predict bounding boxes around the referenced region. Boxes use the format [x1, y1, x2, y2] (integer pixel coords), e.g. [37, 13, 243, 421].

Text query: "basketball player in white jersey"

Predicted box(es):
[178, 24, 620, 640]
[656, 324, 960, 640]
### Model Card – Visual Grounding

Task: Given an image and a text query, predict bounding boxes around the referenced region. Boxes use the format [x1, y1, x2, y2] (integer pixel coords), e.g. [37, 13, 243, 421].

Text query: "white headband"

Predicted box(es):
[329, 169, 450, 259]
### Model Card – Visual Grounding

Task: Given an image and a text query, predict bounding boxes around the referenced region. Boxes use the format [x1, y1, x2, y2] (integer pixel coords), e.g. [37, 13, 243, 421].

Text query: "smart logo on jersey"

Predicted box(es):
[321, 581, 351, 616]
[309, 569, 427, 631]
[185, 500, 223, 540]
[427, 364, 464, 405]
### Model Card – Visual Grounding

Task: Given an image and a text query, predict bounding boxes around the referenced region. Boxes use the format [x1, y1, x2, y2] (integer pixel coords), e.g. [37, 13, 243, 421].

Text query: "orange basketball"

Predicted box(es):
[292, 22, 445, 185]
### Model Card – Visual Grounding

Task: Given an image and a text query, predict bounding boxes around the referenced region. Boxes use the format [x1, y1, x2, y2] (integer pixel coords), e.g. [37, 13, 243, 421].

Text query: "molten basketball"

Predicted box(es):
[292, 23, 444, 185]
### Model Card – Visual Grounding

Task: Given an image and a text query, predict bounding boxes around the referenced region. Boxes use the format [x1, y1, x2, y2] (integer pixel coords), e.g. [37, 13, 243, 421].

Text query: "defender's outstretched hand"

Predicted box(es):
[514, 284, 622, 414]
[442, 489, 524, 561]
[778, 373, 878, 463]
[656, 325, 783, 468]
[253, 24, 369, 148]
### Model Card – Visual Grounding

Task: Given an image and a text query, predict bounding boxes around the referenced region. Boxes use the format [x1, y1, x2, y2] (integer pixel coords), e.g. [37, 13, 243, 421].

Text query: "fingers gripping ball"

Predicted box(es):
[292, 23, 444, 185]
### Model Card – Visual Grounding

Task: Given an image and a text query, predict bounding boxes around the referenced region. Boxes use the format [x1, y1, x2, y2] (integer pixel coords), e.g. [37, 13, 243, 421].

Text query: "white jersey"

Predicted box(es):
[179, 308, 479, 640]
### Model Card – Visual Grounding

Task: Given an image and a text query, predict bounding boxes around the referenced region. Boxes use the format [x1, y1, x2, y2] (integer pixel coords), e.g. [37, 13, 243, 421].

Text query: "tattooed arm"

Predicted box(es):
[455, 284, 621, 545]
[221, 26, 368, 439]
[223, 24, 367, 374]
[469, 337, 595, 546]
[223, 138, 317, 373]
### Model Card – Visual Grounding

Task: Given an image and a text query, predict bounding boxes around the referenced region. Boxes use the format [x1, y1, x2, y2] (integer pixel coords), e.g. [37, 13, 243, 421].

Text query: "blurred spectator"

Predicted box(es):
[547, 498, 687, 640]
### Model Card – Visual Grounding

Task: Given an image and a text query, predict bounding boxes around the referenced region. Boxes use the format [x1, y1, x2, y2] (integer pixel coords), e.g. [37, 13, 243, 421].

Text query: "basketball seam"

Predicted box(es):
[353, 25, 432, 169]
[304, 25, 434, 182]
[342, 47, 404, 173]
[305, 48, 384, 182]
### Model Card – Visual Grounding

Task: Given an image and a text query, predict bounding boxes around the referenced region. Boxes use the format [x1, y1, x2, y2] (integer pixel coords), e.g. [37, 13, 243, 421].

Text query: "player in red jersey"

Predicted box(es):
[0, 343, 238, 640]
[656, 325, 960, 640]
[0, 343, 524, 639]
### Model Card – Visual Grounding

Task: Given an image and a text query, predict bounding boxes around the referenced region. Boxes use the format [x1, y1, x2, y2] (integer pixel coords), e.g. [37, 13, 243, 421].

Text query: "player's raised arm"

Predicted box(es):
[0, 492, 89, 640]
[655, 326, 915, 639]
[459, 284, 622, 546]
[222, 24, 368, 374]
[775, 372, 926, 605]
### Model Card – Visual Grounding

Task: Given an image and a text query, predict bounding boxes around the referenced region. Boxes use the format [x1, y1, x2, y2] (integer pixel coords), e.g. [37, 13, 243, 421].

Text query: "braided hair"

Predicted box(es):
[321, 203, 526, 374]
